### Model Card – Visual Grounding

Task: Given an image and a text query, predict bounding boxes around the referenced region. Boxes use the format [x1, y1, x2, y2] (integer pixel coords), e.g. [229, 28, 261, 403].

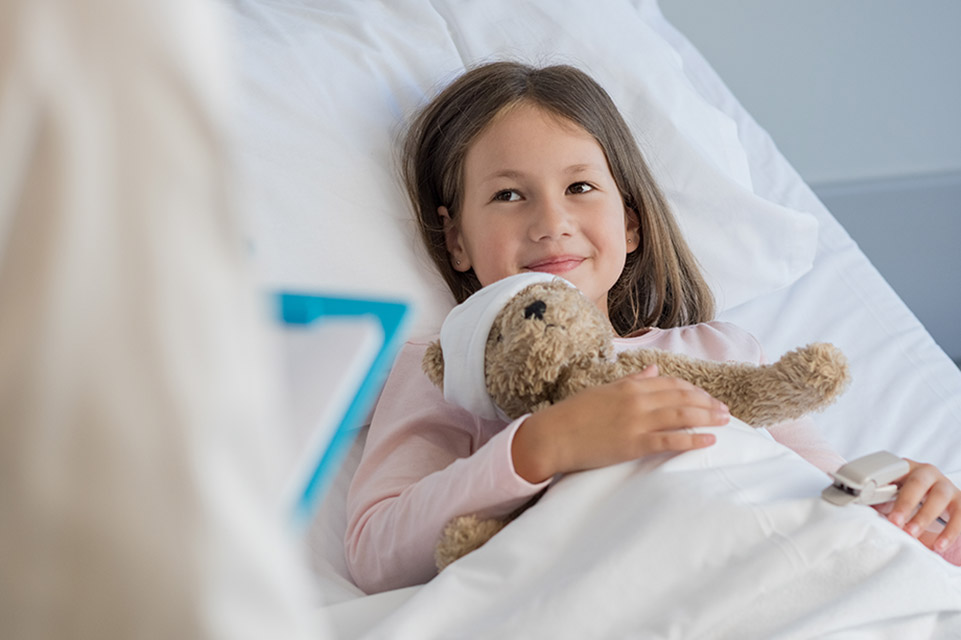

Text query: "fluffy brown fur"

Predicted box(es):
[424, 280, 850, 570]
[435, 516, 508, 572]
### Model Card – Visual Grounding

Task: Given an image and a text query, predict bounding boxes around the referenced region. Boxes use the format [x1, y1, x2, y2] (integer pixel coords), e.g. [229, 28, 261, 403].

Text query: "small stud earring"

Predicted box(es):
[455, 259, 461, 266]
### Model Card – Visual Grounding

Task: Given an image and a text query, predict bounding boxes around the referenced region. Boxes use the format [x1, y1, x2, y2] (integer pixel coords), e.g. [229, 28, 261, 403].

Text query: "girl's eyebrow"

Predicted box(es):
[564, 163, 602, 175]
[481, 164, 604, 183]
[482, 169, 525, 183]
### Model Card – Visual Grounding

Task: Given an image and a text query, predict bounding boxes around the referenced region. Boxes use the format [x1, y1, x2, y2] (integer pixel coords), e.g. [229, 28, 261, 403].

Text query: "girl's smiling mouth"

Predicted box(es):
[525, 255, 585, 274]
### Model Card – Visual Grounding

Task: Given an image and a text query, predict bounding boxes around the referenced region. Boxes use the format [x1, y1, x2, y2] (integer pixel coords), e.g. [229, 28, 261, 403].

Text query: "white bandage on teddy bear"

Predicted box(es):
[438, 272, 572, 421]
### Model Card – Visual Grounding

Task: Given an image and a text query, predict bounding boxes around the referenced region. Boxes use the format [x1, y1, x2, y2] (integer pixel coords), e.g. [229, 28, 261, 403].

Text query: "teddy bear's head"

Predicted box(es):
[424, 277, 614, 420]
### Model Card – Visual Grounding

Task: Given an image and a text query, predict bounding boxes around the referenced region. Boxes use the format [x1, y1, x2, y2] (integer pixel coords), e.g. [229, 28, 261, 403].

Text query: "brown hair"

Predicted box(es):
[401, 61, 715, 335]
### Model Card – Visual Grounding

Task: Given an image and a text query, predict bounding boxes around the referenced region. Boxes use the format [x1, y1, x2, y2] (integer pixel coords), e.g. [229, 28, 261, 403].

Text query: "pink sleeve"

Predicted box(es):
[344, 341, 550, 594]
[766, 418, 847, 475]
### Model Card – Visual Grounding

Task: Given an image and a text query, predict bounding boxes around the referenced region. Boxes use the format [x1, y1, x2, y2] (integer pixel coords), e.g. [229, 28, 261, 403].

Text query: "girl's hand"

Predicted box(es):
[885, 459, 961, 554]
[511, 365, 730, 483]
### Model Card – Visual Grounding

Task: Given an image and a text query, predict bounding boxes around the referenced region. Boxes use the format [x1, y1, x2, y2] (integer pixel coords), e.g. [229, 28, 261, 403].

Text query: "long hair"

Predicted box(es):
[401, 61, 715, 335]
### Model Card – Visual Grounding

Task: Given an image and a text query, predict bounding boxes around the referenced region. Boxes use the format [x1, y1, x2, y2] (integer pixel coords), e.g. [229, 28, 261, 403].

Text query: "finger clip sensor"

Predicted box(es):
[822, 450, 909, 507]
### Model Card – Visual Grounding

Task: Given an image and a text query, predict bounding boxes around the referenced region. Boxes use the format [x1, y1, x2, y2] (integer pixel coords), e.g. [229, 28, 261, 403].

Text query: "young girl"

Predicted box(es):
[345, 61, 961, 594]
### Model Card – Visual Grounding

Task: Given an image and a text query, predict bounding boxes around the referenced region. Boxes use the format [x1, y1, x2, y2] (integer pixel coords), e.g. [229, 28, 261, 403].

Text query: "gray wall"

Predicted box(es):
[661, 1, 961, 362]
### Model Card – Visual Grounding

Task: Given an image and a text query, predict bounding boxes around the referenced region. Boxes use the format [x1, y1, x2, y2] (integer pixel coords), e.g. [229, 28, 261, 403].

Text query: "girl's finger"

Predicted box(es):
[622, 373, 702, 394]
[643, 430, 716, 455]
[634, 364, 659, 379]
[624, 365, 669, 384]
[905, 482, 953, 537]
[934, 504, 961, 554]
[888, 464, 937, 527]
[651, 400, 731, 432]
[625, 384, 726, 415]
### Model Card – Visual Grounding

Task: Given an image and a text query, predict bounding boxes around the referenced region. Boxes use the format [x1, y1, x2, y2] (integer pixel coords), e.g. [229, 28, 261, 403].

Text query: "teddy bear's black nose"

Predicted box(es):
[523, 300, 547, 320]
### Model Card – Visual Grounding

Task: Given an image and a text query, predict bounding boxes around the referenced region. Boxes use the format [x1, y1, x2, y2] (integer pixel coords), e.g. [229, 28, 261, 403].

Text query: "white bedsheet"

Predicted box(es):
[362, 421, 961, 638]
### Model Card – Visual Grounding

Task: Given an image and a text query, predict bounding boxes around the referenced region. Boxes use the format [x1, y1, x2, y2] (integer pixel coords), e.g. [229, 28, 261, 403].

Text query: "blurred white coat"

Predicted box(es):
[0, 1, 323, 637]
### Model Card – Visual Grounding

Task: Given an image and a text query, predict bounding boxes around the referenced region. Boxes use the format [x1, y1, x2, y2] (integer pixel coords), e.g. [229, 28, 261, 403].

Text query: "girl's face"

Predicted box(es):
[440, 103, 639, 317]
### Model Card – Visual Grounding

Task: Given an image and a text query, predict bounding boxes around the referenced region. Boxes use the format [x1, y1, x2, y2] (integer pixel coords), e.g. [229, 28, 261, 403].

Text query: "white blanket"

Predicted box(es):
[364, 421, 961, 638]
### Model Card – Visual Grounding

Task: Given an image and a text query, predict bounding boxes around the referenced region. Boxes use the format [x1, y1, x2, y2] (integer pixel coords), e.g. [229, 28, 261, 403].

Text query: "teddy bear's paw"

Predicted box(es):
[781, 342, 851, 399]
[434, 515, 508, 572]
[739, 342, 850, 426]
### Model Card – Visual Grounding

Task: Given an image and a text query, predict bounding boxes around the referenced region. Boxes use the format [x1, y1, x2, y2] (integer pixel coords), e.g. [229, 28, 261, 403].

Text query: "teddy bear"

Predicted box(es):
[422, 273, 850, 571]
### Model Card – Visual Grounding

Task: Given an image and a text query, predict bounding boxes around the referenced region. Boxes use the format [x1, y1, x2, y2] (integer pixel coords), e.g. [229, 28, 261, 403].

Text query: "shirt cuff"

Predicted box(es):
[500, 414, 553, 489]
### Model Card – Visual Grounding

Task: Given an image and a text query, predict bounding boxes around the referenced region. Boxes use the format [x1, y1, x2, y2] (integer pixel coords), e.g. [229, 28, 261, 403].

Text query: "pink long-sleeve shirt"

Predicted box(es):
[345, 321, 849, 594]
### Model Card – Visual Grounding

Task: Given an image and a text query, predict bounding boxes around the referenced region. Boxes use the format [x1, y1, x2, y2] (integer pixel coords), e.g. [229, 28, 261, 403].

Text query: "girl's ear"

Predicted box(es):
[624, 206, 641, 254]
[439, 206, 471, 271]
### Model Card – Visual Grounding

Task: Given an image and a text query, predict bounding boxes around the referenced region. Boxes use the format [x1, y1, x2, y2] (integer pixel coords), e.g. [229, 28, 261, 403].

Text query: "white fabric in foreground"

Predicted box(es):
[366, 421, 961, 639]
[231, 0, 819, 337]
[0, 1, 321, 637]
[439, 273, 566, 421]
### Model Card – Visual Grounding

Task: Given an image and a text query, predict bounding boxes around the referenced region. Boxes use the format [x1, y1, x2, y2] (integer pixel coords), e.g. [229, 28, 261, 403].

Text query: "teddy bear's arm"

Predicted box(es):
[423, 341, 445, 390]
[612, 344, 849, 427]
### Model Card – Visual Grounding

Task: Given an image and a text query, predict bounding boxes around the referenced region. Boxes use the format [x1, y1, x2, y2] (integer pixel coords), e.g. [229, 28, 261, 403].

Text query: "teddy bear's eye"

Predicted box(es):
[523, 300, 547, 320]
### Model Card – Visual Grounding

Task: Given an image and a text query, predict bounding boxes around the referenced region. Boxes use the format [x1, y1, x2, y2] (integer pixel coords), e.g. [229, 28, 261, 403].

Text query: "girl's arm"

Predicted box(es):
[344, 342, 550, 594]
[765, 417, 847, 475]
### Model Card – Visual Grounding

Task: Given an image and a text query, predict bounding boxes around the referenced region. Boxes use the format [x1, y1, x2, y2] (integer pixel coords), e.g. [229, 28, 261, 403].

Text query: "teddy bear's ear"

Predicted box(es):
[422, 340, 445, 390]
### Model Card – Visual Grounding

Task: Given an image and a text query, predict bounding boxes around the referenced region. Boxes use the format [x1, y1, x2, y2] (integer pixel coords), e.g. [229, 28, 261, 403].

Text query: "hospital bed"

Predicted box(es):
[226, 1, 961, 636]
[3, 0, 959, 638]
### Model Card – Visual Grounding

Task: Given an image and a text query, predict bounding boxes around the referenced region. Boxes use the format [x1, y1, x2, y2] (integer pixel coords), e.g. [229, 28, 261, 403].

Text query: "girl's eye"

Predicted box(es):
[567, 182, 594, 195]
[492, 189, 521, 202]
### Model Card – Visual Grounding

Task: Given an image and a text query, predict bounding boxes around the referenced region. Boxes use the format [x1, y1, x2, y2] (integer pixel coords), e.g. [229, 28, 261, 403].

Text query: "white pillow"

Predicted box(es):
[230, 0, 818, 339]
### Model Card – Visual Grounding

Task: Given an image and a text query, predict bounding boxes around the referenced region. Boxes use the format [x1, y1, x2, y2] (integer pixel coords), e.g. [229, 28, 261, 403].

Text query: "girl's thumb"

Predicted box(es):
[637, 364, 659, 378]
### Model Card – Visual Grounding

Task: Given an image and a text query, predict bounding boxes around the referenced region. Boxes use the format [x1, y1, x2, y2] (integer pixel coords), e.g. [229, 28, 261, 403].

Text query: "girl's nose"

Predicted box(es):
[529, 196, 573, 241]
